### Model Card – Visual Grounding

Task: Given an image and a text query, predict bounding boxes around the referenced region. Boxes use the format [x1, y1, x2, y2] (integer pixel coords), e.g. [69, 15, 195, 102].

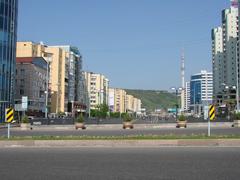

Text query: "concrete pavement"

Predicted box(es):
[1, 139, 240, 148]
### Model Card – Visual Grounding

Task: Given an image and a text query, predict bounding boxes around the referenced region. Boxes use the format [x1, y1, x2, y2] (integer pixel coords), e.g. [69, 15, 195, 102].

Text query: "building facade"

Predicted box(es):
[0, 0, 18, 122]
[184, 81, 190, 112]
[212, 4, 238, 105]
[125, 94, 142, 114]
[15, 57, 47, 115]
[84, 72, 109, 110]
[16, 41, 87, 116]
[212, 27, 224, 101]
[53, 46, 87, 115]
[190, 70, 213, 114]
[108, 88, 127, 113]
[45, 46, 69, 113]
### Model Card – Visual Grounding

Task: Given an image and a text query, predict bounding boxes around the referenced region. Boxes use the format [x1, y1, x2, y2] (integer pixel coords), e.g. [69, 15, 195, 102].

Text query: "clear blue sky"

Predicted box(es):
[18, 0, 230, 90]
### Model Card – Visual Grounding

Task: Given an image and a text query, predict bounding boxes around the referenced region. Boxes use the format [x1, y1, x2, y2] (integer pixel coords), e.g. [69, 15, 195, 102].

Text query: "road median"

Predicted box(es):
[1, 138, 240, 148]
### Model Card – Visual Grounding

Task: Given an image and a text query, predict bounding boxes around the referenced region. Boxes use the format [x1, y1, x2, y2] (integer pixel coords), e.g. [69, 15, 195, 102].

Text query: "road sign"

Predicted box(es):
[204, 106, 209, 120]
[5, 108, 14, 123]
[209, 105, 215, 121]
[22, 96, 28, 110]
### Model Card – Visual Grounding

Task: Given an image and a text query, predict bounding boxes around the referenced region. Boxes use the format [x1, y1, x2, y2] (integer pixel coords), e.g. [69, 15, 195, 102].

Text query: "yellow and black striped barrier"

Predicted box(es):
[5, 108, 14, 123]
[209, 105, 215, 121]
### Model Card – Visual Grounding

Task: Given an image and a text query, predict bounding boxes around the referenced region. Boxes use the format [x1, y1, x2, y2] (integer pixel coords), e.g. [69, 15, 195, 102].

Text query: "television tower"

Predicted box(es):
[180, 49, 185, 112]
[231, 0, 238, 8]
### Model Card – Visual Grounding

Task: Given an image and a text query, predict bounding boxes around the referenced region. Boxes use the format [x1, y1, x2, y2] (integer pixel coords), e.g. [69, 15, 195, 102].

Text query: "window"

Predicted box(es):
[20, 89, 24, 95]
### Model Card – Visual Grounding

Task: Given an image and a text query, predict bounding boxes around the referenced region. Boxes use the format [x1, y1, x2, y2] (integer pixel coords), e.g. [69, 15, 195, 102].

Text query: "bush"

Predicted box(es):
[122, 113, 133, 122]
[178, 114, 186, 121]
[75, 114, 84, 123]
[233, 112, 240, 120]
[110, 112, 120, 118]
[21, 115, 29, 123]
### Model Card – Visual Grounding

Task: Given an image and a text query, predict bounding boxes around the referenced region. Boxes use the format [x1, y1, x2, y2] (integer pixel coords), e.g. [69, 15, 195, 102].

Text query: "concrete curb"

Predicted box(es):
[0, 139, 240, 148]
[12, 122, 234, 131]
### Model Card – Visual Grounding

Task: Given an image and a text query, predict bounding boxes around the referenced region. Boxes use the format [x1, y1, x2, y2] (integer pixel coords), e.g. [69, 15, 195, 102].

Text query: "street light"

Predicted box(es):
[171, 87, 183, 121]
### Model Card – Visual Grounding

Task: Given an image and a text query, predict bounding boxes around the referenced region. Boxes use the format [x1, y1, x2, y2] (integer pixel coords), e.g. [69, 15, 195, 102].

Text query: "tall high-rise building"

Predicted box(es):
[212, 3, 238, 105]
[0, 0, 18, 122]
[212, 27, 224, 101]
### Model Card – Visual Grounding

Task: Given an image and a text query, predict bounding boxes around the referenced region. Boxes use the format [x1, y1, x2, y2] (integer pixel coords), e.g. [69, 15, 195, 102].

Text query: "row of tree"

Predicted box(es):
[90, 104, 134, 119]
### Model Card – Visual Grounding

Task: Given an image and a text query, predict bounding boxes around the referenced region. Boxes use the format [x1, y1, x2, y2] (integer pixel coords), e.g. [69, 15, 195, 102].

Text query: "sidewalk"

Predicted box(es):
[0, 139, 240, 148]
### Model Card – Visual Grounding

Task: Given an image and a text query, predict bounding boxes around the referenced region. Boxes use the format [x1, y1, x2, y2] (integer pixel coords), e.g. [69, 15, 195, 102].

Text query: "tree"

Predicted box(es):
[91, 104, 109, 119]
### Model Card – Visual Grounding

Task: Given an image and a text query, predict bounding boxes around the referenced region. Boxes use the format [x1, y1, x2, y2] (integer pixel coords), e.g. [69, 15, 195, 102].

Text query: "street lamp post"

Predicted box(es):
[171, 87, 182, 121]
[236, 40, 240, 112]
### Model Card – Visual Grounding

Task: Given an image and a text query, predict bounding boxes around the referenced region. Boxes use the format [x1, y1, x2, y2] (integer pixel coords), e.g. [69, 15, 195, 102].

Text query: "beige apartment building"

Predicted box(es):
[126, 95, 142, 113]
[45, 46, 69, 113]
[16, 41, 69, 113]
[84, 72, 109, 109]
[108, 88, 127, 113]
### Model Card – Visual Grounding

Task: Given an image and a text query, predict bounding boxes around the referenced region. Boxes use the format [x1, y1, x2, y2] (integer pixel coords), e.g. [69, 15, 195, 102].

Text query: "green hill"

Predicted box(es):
[125, 89, 177, 112]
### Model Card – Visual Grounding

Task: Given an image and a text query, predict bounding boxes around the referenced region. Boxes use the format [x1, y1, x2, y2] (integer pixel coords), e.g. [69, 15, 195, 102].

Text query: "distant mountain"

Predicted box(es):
[125, 89, 177, 112]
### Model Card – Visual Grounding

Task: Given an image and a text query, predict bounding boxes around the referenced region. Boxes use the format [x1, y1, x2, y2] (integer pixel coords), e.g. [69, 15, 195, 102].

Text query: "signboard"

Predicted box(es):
[14, 104, 24, 111]
[168, 108, 177, 113]
[5, 108, 14, 123]
[209, 105, 215, 121]
[108, 91, 115, 112]
[22, 96, 28, 110]
[204, 106, 209, 120]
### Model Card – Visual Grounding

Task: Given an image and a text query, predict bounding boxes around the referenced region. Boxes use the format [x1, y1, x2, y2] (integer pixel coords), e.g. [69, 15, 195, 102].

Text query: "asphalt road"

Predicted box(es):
[0, 127, 240, 137]
[0, 147, 239, 180]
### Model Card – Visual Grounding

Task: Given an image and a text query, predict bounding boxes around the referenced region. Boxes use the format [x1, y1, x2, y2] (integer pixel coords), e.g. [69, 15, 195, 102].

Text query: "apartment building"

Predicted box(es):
[108, 88, 127, 113]
[16, 41, 87, 115]
[15, 57, 47, 115]
[125, 94, 142, 113]
[44, 46, 69, 113]
[52, 46, 88, 115]
[84, 72, 109, 109]
[212, 4, 238, 105]
[212, 27, 224, 102]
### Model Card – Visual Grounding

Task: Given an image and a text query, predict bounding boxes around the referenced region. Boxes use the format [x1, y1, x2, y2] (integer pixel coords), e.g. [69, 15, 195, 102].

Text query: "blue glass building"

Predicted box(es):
[0, 0, 18, 122]
[190, 70, 213, 114]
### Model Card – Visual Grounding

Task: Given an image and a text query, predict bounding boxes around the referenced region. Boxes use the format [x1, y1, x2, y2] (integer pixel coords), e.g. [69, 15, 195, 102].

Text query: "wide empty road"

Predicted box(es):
[0, 147, 239, 180]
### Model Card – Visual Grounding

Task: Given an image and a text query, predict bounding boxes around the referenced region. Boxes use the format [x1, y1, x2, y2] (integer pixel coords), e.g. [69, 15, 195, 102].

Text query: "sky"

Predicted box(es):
[18, 0, 230, 90]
